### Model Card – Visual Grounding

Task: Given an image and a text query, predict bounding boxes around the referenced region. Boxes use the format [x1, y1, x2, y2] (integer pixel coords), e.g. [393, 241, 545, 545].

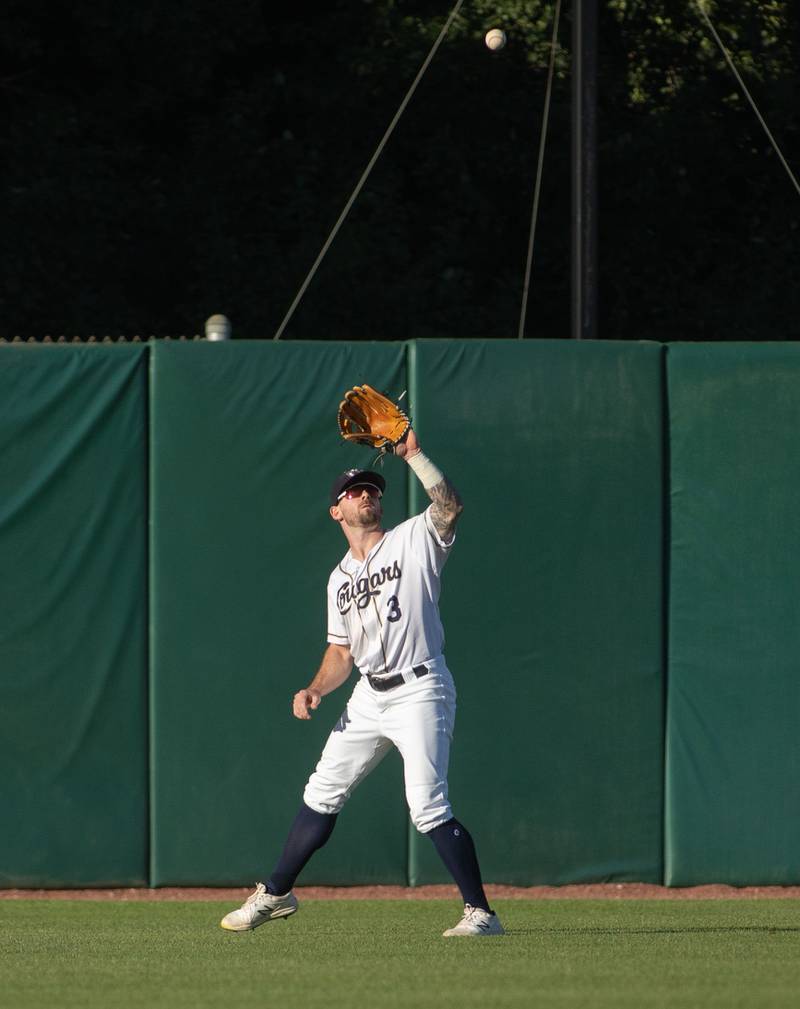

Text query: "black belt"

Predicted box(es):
[367, 664, 429, 692]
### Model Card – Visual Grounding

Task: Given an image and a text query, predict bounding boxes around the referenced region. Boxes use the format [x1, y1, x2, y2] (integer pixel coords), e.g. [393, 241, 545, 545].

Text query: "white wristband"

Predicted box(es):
[405, 450, 444, 490]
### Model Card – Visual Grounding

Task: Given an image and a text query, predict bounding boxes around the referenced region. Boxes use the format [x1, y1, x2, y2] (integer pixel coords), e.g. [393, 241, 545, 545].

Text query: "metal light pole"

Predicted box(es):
[571, 0, 598, 340]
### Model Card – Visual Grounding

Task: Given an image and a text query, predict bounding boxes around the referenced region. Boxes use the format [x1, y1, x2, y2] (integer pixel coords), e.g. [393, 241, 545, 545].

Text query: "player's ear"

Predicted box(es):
[330, 504, 343, 523]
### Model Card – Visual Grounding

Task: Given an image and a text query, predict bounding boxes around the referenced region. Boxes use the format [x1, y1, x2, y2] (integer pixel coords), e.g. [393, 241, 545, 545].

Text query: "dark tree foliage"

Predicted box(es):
[1, 0, 798, 340]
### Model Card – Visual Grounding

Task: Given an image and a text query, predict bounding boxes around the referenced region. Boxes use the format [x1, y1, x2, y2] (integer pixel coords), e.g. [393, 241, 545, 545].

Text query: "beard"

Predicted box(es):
[348, 502, 381, 528]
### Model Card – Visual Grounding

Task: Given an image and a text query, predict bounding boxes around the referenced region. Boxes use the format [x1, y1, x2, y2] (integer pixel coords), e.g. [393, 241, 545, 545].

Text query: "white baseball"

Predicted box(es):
[485, 28, 506, 51]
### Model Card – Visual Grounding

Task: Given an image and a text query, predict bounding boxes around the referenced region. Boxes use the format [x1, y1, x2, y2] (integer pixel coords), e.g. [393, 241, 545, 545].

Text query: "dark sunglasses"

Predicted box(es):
[338, 484, 382, 501]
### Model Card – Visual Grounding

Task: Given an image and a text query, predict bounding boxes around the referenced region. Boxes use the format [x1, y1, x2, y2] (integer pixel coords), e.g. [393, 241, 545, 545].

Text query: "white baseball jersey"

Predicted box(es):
[326, 505, 453, 675]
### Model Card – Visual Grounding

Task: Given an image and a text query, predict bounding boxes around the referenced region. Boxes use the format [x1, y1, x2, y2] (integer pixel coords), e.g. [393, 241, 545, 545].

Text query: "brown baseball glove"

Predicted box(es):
[337, 384, 410, 453]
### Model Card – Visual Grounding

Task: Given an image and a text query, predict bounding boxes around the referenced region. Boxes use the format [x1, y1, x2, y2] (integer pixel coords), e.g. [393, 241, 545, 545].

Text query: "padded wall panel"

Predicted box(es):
[407, 340, 665, 884]
[666, 344, 800, 885]
[150, 342, 409, 885]
[0, 345, 148, 886]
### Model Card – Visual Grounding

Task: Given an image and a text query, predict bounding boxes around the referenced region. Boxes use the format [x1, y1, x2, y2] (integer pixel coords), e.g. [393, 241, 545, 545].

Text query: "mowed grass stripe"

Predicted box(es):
[1, 899, 799, 1009]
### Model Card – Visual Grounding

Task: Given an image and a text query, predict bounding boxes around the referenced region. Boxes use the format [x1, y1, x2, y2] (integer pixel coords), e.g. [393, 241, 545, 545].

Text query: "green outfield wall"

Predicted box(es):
[0, 345, 148, 886]
[405, 341, 665, 885]
[665, 344, 800, 885]
[1, 339, 798, 888]
[149, 342, 410, 886]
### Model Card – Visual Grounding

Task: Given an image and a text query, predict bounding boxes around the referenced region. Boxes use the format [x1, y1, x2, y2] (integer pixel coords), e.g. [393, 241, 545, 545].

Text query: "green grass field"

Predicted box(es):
[2, 899, 799, 1009]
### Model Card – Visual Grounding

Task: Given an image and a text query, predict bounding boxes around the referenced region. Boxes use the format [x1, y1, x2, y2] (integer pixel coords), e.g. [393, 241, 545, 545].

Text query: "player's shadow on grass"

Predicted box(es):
[507, 926, 800, 936]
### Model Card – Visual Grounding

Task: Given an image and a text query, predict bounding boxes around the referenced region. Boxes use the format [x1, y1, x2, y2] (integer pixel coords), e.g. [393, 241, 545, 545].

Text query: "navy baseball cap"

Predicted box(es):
[330, 469, 386, 506]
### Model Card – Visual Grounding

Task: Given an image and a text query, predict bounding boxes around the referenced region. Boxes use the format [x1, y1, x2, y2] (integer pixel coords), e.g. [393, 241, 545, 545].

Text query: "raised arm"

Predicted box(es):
[293, 643, 353, 720]
[396, 428, 463, 544]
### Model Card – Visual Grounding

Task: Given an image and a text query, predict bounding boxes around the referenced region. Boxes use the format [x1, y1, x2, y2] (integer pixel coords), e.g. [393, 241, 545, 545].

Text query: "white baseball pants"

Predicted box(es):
[303, 657, 456, 833]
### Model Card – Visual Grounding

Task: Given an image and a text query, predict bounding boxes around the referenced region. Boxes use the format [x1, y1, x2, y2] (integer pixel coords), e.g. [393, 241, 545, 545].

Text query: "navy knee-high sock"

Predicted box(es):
[428, 818, 490, 912]
[265, 803, 338, 895]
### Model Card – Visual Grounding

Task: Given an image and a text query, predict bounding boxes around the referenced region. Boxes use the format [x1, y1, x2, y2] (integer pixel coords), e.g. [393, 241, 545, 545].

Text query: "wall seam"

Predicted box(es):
[406, 338, 418, 887]
[660, 342, 672, 887]
[147, 343, 157, 888]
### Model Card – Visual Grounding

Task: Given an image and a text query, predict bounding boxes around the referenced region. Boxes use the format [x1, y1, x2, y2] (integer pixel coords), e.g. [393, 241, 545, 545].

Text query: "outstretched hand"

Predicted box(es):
[394, 427, 419, 459]
[293, 688, 321, 720]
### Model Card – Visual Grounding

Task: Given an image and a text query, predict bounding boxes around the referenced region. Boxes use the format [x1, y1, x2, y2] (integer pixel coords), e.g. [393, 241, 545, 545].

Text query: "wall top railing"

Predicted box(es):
[0, 334, 202, 344]
[0, 314, 232, 345]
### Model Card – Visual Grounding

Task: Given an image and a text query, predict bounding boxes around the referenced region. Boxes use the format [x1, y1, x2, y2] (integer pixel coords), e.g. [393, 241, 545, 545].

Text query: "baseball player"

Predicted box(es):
[221, 429, 503, 937]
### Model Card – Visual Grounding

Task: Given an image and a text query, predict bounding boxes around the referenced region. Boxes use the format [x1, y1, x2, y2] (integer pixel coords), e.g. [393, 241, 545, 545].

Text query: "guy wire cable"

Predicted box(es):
[273, 0, 466, 341]
[518, 0, 562, 340]
[694, 0, 800, 199]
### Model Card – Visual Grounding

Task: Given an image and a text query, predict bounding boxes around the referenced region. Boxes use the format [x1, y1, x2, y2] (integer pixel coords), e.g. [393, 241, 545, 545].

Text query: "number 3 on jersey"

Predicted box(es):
[387, 595, 402, 622]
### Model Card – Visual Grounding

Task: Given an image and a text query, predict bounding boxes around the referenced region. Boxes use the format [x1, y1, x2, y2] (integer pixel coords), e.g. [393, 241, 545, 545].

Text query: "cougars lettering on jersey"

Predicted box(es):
[336, 560, 402, 614]
[326, 505, 453, 675]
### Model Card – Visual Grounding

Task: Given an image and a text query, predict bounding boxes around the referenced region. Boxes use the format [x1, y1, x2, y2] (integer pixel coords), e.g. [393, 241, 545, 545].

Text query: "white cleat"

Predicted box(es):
[220, 883, 299, 932]
[442, 904, 505, 937]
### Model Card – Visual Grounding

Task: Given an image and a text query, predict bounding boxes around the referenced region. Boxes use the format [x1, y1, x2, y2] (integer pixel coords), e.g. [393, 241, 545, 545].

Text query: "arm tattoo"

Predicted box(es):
[426, 476, 463, 543]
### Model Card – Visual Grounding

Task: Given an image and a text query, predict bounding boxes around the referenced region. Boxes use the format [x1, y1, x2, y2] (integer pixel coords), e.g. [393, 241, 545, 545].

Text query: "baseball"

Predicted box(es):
[485, 28, 506, 51]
